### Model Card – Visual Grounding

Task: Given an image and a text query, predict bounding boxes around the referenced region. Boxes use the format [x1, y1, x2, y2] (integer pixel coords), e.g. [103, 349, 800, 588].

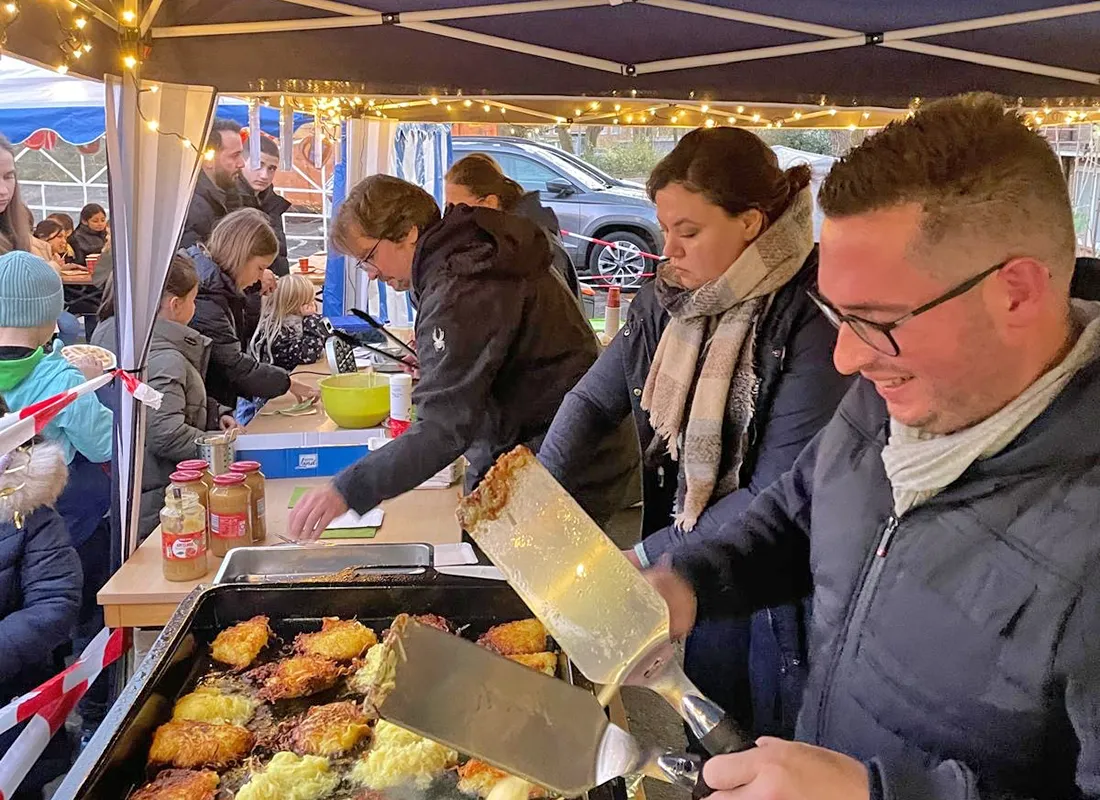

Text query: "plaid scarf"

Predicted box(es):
[641, 188, 813, 530]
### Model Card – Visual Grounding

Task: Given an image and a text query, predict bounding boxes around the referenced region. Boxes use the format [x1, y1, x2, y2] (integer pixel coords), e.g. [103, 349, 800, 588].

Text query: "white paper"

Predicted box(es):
[325, 507, 385, 530]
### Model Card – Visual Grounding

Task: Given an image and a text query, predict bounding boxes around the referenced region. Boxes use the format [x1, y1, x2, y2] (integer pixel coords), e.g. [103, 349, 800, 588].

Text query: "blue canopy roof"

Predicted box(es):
[0, 58, 308, 145]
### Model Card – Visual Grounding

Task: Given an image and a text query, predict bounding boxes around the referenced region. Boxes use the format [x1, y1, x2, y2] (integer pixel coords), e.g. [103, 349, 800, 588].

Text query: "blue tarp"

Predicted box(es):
[0, 101, 309, 146]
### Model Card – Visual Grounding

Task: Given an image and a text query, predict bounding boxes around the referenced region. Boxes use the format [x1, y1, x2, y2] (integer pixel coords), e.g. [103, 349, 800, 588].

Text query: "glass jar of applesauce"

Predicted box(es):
[169, 470, 208, 513]
[208, 473, 252, 557]
[229, 461, 266, 544]
[177, 459, 214, 496]
[160, 487, 209, 581]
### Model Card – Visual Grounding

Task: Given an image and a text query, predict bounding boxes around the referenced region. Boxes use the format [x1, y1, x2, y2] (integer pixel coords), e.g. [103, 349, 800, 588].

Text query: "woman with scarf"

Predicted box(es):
[538, 128, 851, 740]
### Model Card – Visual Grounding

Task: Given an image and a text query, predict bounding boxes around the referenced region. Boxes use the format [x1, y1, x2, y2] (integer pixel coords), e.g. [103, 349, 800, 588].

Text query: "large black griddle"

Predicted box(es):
[54, 562, 628, 800]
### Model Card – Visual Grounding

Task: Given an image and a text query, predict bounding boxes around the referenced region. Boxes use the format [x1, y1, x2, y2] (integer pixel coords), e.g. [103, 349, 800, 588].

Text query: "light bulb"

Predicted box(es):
[146, 120, 158, 131]
[483, 104, 491, 113]
[829, 108, 837, 116]
[121, 9, 135, 23]
[701, 104, 709, 113]
[74, 16, 86, 28]
[56, 63, 69, 75]
[123, 54, 138, 69]
[736, 106, 744, 113]
[704, 118, 715, 128]
[204, 149, 215, 161]
[793, 111, 802, 120]
[181, 138, 192, 149]
[751, 113, 760, 122]
[429, 96, 439, 105]
[3, 3, 17, 15]
[463, 99, 472, 108]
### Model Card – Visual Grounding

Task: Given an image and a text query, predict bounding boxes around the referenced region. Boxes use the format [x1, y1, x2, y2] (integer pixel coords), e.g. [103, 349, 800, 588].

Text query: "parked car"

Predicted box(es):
[452, 137, 663, 289]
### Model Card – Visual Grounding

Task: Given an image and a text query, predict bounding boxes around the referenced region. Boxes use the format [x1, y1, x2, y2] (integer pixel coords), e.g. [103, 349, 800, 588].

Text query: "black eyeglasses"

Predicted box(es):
[354, 239, 382, 275]
[807, 260, 1007, 357]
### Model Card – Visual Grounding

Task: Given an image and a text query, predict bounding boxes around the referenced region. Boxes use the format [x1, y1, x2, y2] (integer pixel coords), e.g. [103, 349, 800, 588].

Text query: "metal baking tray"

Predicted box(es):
[54, 570, 627, 800]
[212, 542, 433, 583]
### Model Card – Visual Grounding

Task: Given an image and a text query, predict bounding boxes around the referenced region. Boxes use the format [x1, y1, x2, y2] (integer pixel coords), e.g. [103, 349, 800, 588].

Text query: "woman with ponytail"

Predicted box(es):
[539, 128, 851, 740]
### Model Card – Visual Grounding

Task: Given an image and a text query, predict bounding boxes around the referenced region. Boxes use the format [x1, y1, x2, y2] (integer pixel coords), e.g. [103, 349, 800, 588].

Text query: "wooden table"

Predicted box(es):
[61, 269, 102, 315]
[98, 476, 464, 627]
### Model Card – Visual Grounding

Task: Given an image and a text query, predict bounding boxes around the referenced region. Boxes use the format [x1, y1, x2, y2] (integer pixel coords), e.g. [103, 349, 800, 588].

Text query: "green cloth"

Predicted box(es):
[0, 347, 45, 391]
[287, 486, 377, 539]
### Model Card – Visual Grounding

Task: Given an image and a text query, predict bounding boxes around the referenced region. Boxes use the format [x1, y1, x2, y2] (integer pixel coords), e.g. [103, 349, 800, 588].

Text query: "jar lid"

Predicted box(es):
[177, 459, 210, 470]
[169, 470, 204, 483]
[212, 473, 247, 486]
[230, 461, 262, 473]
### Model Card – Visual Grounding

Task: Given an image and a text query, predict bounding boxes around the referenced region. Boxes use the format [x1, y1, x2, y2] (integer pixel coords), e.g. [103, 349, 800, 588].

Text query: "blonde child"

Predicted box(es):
[248, 273, 328, 371]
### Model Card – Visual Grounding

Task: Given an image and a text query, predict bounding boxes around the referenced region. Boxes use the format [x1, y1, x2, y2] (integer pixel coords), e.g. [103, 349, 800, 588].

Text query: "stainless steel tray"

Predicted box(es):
[212, 542, 433, 584]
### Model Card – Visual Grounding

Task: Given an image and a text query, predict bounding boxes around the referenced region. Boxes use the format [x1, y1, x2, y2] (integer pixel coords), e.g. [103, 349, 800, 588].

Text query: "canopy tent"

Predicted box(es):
[5, 1, 1100, 131]
[0, 0, 1096, 581]
[0, 56, 309, 144]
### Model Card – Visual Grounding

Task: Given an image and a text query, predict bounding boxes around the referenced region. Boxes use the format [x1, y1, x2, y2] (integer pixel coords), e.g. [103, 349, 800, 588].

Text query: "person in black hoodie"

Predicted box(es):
[239, 135, 291, 277]
[445, 153, 581, 301]
[180, 119, 246, 250]
[67, 203, 108, 267]
[288, 175, 629, 541]
[183, 208, 315, 409]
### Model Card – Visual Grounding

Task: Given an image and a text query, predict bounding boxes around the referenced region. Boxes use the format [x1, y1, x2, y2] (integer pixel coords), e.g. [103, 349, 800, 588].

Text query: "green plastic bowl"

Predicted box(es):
[319, 373, 391, 429]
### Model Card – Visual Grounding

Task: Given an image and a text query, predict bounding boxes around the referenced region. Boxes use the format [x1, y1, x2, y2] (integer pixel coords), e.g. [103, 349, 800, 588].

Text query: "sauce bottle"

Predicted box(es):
[229, 461, 266, 544]
[208, 473, 252, 557]
[160, 487, 209, 581]
[177, 459, 214, 496]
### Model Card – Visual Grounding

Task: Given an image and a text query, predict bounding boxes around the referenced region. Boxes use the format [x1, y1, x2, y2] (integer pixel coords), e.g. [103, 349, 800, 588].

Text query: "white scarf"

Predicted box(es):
[882, 300, 1100, 515]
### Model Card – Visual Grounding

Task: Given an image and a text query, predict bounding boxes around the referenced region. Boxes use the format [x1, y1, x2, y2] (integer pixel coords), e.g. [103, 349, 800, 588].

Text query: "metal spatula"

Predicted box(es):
[375, 621, 703, 796]
[456, 447, 752, 756]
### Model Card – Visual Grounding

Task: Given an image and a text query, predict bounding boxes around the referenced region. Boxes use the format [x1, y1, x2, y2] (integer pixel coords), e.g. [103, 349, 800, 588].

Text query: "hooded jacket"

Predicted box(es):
[184, 245, 291, 407]
[92, 318, 224, 538]
[334, 205, 629, 513]
[0, 442, 81, 699]
[67, 223, 107, 268]
[672, 345, 1100, 800]
[512, 191, 581, 300]
[180, 171, 242, 250]
[0, 442, 82, 791]
[0, 342, 113, 466]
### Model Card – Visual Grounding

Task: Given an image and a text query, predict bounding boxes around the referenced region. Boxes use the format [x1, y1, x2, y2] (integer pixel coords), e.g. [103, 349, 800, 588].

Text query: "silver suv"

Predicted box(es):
[452, 137, 663, 289]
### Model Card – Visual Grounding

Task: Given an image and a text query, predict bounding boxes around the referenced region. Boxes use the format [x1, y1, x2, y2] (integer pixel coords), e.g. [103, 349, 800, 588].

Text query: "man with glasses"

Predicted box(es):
[648, 93, 1100, 799]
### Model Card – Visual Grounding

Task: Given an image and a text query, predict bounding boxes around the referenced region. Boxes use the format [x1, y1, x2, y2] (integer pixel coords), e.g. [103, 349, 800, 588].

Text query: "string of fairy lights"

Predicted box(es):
[1, 0, 1099, 135]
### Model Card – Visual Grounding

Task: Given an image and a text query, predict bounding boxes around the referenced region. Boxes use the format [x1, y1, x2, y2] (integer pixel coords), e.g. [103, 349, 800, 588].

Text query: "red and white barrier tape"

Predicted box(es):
[0, 628, 127, 799]
[560, 229, 664, 261]
[0, 369, 161, 459]
[0, 628, 127, 738]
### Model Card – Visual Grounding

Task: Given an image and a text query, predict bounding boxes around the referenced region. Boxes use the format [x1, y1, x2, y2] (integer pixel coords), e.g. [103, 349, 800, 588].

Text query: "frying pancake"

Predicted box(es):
[287, 701, 372, 756]
[172, 685, 257, 726]
[148, 721, 254, 769]
[457, 761, 549, 798]
[294, 618, 377, 662]
[130, 769, 219, 800]
[506, 652, 557, 677]
[477, 619, 547, 656]
[251, 655, 343, 702]
[210, 616, 271, 670]
[234, 752, 340, 800]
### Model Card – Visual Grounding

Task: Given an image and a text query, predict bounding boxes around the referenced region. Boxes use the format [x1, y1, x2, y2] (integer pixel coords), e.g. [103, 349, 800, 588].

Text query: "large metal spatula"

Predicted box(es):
[457, 447, 751, 756]
[375, 621, 703, 796]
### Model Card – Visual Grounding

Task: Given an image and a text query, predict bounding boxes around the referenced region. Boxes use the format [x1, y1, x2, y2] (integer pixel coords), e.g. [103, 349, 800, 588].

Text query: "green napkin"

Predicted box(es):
[287, 486, 378, 539]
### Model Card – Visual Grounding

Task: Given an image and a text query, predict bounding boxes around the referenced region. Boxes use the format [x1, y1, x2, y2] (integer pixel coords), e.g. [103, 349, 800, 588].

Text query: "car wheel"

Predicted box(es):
[588, 231, 653, 290]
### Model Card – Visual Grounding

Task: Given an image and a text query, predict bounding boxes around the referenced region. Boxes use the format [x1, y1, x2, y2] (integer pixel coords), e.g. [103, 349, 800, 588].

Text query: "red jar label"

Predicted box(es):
[211, 513, 249, 539]
[163, 529, 207, 560]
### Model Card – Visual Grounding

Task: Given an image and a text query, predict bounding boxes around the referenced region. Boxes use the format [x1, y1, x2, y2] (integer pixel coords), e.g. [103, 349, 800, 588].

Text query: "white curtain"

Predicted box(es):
[105, 75, 216, 558]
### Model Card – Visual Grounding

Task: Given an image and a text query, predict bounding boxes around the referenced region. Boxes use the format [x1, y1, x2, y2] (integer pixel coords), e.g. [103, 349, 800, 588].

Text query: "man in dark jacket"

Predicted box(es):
[288, 175, 630, 541]
[180, 119, 246, 250]
[650, 94, 1100, 800]
[239, 135, 291, 278]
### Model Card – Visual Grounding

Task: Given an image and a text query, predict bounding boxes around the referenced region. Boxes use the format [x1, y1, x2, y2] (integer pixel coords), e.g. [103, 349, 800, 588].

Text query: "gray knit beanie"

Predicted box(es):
[0, 251, 64, 328]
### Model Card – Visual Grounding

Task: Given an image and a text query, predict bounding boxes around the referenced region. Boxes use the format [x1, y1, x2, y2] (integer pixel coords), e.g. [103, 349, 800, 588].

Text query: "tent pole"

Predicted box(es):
[883, 40, 1100, 85]
[636, 36, 864, 74]
[884, 2, 1100, 40]
[400, 0, 607, 23]
[638, 0, 855, 37]
[139, 0, 167, 37]
[402, 21, 623, 71]
[153, 15, 383, 38]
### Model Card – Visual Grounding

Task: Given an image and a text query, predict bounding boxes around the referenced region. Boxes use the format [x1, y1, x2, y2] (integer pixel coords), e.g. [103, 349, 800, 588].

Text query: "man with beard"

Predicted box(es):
[181, 118, 246, 249]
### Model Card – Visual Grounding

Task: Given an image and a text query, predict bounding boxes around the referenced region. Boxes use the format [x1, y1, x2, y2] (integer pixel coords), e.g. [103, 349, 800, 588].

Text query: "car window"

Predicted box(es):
[489, 153, 565, 193]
